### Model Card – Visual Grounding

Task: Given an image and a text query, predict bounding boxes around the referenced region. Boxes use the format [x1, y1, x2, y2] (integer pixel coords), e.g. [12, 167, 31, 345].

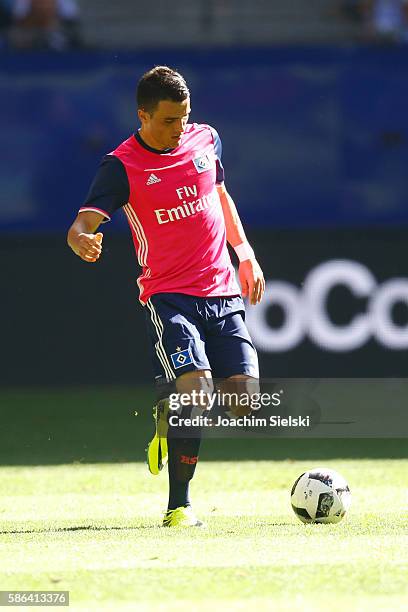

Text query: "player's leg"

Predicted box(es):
[163, 369, 213, 527]
[145, 294, 211, 474]
[217, 373, 260, 417]
[204, 296, 260, 415]
[144, 294, 212, 526]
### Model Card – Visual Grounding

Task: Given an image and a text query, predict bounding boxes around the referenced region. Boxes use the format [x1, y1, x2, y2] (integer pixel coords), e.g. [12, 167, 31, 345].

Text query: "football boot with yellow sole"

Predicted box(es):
[162, 505, 204, 527]
[146, 399, 169, 475]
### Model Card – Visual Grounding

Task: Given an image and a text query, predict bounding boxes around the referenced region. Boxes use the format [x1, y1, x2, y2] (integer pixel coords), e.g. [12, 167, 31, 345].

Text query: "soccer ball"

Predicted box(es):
[290, 467, 351, 524]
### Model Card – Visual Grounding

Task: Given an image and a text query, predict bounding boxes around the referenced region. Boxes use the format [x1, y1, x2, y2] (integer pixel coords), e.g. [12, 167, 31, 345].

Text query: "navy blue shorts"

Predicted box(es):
[144, 293, 259, 384]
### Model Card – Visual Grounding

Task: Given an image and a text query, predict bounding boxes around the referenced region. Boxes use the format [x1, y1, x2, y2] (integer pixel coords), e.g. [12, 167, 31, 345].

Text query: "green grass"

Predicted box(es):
[0, 460, 407, 611]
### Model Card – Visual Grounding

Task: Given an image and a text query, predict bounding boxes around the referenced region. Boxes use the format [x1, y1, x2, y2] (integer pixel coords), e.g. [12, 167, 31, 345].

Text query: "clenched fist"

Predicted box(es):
[72, 232, 103, 263]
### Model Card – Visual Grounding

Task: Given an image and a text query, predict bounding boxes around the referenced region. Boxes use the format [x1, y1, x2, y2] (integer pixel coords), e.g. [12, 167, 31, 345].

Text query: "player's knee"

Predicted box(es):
[218, 375, 260, 417]
[174, 369, 214, 411]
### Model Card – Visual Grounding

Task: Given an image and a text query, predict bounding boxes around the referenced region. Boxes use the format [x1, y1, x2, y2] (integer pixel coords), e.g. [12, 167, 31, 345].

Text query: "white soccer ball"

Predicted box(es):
[290, 467, 351, 524]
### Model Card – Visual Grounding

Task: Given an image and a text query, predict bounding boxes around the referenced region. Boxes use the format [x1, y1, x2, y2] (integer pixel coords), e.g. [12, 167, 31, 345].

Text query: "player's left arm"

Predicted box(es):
[217, 182, 265, 305]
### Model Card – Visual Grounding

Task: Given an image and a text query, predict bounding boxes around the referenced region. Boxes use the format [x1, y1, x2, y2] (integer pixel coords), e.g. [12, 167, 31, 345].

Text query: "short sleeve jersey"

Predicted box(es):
[80, 123, 240, 304]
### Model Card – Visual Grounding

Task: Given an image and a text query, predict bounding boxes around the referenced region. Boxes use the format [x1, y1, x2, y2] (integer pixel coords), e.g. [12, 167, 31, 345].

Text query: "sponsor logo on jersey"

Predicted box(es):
[146, 173, 161, 185]
[193, 154, 212, 173]
[154, 189, 217, 225]
[170, 348, 193, 369]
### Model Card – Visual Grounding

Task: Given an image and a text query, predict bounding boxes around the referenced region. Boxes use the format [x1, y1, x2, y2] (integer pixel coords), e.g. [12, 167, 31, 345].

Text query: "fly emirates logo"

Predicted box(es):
[154, 185, 217, 225]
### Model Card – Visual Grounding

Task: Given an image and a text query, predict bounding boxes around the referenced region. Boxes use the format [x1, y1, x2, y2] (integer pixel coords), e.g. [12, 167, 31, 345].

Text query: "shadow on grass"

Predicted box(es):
[0, 520, 295, 535]
[0, 524, 156, 535]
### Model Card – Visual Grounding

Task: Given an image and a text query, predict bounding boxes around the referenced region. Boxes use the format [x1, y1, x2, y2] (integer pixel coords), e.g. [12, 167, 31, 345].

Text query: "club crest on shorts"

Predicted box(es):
[170, 348, 193, 369]
[193, 154, 211, 173]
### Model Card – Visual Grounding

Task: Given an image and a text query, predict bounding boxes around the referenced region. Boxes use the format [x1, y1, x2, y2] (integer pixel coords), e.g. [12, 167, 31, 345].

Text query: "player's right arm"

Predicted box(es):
[67, 154, 130, 263]
[67, 211, 105, 263]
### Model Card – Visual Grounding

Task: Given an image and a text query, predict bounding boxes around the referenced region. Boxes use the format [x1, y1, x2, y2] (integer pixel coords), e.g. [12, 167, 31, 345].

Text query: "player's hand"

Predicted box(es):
[74, 232, 103, 263]
[239, 259, 265, 305]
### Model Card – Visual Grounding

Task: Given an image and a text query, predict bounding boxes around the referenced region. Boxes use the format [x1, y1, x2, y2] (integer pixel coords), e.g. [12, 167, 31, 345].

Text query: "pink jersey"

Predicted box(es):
[109, 123, 240, 304]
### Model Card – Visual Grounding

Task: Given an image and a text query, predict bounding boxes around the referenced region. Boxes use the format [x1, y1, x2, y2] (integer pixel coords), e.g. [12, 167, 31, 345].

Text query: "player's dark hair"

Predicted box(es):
[137, 66, 189, 114]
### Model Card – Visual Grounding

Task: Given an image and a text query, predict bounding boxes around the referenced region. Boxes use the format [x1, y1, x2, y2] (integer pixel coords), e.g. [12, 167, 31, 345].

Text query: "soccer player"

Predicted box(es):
[67, 66, 265, 527]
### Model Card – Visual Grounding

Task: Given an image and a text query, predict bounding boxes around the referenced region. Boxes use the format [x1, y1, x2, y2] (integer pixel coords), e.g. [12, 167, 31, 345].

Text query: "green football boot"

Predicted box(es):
[162, 506, 204, 527]
[146, 398, 169, 475]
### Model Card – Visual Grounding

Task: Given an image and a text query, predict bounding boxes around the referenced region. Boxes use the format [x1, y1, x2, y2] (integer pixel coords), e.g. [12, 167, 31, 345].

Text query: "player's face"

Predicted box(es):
[138, 98, 191, 150]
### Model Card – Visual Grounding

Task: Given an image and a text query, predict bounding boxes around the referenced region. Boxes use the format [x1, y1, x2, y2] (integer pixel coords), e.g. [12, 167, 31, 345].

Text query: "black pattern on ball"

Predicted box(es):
[291, 504, 312, 521]
[315, 492, 334, 518]
[290, 473, 305, 497]
[308, 471, 333, 487]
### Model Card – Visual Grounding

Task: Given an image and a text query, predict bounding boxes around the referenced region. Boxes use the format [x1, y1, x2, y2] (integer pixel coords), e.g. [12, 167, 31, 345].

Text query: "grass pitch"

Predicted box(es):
[0, 387, 407, 610]
[0, 459, 407, 611]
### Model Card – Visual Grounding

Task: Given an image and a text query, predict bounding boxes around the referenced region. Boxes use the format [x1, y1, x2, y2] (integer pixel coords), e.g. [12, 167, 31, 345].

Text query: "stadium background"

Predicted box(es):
[1, 1, 407, 464]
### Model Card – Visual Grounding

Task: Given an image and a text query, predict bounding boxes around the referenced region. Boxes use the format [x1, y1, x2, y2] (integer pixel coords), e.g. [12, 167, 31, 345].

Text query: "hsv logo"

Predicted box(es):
[170, 348, 193, 369]
[193, 154, 211, 173]
[146, 173, 161, 185]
